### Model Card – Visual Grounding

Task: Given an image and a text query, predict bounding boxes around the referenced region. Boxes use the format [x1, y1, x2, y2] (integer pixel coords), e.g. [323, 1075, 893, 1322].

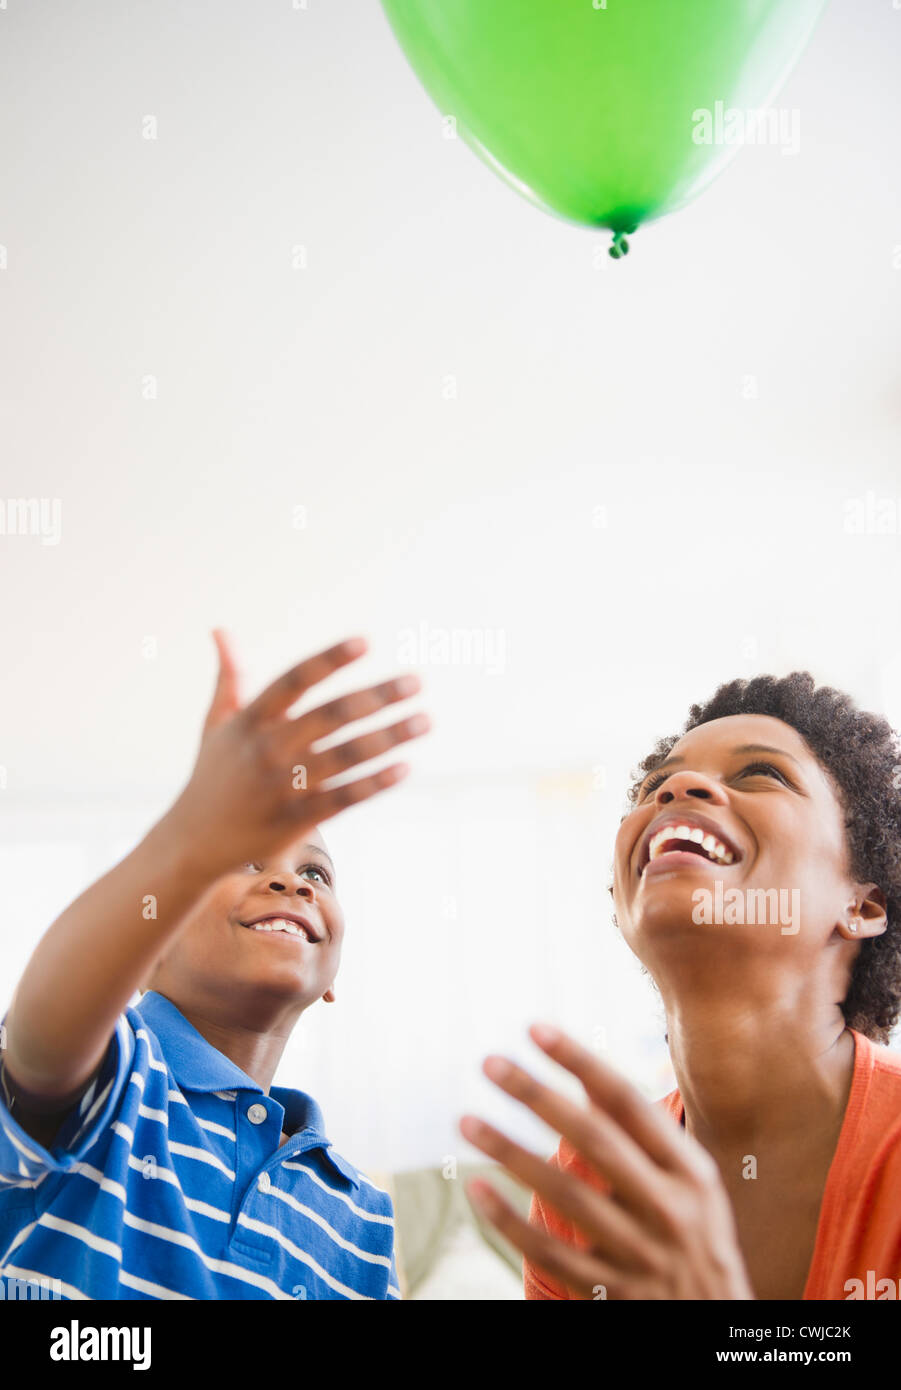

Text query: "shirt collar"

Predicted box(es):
[137, 991, 263, 1094]
[135, 991, 358, 1186]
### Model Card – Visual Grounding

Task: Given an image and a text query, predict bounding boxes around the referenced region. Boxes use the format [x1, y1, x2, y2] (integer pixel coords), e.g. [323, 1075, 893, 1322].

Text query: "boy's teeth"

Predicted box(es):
[251, 919, 306, 937]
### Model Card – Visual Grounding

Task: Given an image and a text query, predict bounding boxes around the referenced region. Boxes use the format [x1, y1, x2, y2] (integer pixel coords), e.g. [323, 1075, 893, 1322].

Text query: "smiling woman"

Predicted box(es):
[626, 672, 901, 1043]
[462, 672, 901, 1302]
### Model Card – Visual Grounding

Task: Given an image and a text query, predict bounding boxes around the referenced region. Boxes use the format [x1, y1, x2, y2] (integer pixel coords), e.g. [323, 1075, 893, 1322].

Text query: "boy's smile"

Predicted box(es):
[146, 828, 344, 1020]
[239, 911, 324, 942]
[225, 832, 342, 996]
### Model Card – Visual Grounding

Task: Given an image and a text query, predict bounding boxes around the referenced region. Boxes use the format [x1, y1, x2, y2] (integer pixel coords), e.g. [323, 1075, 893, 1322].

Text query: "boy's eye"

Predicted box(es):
[239, 861, 332, 885]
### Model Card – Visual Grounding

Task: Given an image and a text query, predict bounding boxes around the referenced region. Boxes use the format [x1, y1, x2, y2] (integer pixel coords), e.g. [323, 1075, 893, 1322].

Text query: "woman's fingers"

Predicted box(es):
[243, 637, 369, 724]
[528, 1025, 710, 1182]
[459, 1115, 657, 1272]
[466, 1032, 753, 1301]
[479, 1054, 674, 1226]
[465, 1178, 613, 1301]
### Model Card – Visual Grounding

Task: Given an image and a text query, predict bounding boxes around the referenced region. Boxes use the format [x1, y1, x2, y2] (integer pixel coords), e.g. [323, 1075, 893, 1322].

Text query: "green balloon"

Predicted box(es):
[381, 0, 828, 249]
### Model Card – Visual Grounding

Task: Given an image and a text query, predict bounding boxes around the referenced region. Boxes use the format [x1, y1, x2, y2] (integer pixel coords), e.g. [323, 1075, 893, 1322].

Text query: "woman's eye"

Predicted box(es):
[638, 760, 789, 800]
[639, 771, 667, 799]
[737, 761, 789, 784]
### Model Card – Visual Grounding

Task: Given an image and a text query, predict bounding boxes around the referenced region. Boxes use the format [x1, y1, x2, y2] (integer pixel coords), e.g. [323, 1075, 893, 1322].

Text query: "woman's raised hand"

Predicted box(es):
[461, 1024, 753, 1300]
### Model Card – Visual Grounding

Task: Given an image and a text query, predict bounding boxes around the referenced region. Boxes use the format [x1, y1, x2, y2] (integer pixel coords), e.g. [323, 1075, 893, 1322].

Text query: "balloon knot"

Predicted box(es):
[609, 231, 630, 260]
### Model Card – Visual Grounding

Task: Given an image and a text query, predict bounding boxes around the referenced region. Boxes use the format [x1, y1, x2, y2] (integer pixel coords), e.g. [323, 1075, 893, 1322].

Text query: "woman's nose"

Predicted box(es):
[655, 769, 727, 804]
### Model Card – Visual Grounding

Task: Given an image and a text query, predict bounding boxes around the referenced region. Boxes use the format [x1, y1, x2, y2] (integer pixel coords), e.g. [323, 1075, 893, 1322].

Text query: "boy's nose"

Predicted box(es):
[268, 875, 314, 898]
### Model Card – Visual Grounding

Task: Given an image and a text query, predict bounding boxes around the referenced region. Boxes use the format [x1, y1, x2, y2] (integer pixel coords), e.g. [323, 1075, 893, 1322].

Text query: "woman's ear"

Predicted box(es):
[837, 885, 887, 941]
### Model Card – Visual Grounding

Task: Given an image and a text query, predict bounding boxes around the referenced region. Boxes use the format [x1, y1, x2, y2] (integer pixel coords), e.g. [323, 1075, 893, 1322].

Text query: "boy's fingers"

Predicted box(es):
[294, 674, 422, 744]
[203, 629, 242, 734]
[244, 638, 368, 724]
[297, 762, 410, 825]
[307, 713, 431, 781]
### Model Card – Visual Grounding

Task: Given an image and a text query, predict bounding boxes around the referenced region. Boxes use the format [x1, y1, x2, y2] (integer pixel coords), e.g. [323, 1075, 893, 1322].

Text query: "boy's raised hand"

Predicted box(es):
[201, 629, 244, 735]
[1, 629, 428, 1105]
[168, 630, 429, 877]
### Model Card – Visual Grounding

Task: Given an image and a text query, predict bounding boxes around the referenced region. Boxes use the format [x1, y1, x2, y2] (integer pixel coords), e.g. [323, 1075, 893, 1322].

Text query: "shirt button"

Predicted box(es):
[258, 1172, 271, 1193]
[247, 1103, 267, 1125]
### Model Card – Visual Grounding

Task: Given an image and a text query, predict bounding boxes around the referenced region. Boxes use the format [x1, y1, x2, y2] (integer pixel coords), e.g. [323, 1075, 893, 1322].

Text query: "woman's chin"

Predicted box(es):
[623, 881, 733, 947]
[635, 867, 717, 911]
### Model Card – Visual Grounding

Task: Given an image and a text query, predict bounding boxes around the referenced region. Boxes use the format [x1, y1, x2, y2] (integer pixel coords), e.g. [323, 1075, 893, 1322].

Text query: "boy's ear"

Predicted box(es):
[322, 988, 336, 1004]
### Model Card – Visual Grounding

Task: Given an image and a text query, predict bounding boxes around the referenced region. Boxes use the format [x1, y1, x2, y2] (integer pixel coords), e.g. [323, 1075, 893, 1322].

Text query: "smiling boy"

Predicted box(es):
[0, 632, 429, 1300]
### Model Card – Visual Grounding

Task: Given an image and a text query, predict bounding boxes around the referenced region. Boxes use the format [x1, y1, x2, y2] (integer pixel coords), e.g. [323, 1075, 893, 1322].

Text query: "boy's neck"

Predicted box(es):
[156, 992, 298, 1094]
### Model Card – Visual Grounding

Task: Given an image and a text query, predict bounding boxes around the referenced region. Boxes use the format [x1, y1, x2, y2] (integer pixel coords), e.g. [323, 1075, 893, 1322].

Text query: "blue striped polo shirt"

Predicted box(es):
[0, 990, 399, 1300]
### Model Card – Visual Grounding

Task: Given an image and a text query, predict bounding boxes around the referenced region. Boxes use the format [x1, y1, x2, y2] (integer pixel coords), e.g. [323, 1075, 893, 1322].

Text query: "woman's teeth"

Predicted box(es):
[249, 919, 310, 939]
[648, 825, 734, 866]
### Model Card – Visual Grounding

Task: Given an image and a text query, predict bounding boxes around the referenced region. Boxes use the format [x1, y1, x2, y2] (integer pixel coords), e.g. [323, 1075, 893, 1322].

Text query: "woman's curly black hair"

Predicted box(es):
[627, 672, 901, 1045]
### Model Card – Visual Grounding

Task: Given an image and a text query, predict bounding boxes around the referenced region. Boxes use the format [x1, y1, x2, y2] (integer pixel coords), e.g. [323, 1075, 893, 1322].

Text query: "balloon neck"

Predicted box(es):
[609, 231, 630, 260]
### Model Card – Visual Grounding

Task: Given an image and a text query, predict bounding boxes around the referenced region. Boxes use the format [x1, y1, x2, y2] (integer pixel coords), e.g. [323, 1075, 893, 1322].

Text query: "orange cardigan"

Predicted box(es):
[525, 1029, 901, 1300]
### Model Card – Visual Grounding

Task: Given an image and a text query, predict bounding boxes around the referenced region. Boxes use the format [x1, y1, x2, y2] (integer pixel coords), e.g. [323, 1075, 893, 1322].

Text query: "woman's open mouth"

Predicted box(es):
[637, 815, 742, 877]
